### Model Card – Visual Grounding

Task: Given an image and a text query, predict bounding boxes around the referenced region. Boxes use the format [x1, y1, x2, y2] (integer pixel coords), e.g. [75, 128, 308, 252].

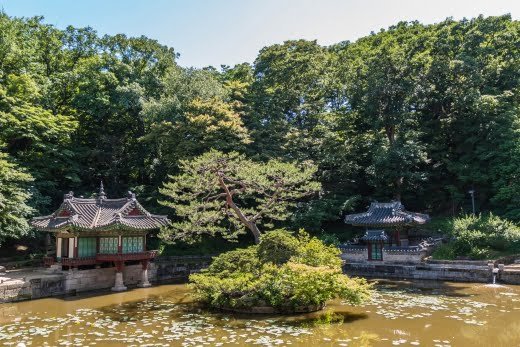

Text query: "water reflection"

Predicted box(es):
[0, 280, 519, 346]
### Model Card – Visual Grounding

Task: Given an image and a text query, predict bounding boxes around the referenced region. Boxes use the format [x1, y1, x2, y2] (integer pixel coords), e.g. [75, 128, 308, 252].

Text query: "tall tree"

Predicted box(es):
[140, 67, 237, 189]
[0, 79, 78, 211]
[248, 40, 330, 160]
[0, 150, 34, 245]
[159, 150, 320, 243]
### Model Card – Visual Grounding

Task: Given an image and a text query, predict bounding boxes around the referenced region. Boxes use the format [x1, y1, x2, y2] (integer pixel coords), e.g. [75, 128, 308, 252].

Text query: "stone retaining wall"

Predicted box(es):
[501, 268, 520, 284]
[382, 250, 426, 264]
[341, 248, 427, 264]
[63, 264, 157, 294]
[2, 255, 520, 303]
[344, 262, 520, 284]
[340, 248, 367, 263]
[0, 274, 65, 303]
[0, 256, 210, 303]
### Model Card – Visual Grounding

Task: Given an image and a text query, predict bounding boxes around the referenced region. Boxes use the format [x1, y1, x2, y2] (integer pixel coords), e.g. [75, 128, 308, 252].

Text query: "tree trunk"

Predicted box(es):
[385, 123, 403, 200]
[385, 124, 395, 145]
[218, 174, 262, 244]
[395, 176, 403, 201]
[248, 222, 261, 244]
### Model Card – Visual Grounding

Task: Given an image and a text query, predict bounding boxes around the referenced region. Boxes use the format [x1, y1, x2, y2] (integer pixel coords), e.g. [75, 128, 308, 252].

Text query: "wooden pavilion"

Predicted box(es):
[30, 183, 169, 291]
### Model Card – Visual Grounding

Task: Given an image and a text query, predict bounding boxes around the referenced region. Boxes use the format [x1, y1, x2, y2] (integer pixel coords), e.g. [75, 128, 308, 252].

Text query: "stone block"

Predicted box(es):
[65, 279, 79, 290]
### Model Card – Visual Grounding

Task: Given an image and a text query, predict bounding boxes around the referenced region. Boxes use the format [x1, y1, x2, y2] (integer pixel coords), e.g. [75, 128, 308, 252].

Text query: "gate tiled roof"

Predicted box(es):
[361, 230, 388, 241]
[344, 201, 430, 227]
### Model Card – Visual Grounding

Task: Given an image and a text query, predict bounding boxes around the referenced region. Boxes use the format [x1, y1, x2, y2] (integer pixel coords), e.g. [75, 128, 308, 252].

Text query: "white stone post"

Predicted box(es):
[137, 262, 151, 288]
[111, 270, 127, 292]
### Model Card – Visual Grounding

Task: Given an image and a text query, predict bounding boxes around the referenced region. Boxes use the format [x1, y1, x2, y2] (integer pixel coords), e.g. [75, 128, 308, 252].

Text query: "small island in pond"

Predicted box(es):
[189, 230, 372, 313]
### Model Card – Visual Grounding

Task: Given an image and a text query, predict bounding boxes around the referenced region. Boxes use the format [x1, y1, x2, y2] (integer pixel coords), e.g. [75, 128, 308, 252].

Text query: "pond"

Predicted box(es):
[1, 280, 519, 346]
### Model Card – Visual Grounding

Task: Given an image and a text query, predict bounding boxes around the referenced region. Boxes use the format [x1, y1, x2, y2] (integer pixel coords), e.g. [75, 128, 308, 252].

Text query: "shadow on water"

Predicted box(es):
[96, 291, 196, 321]
[373, 279, 475, 298]
[205, 308, 368, 327]
[53, 278, 190, 302]
[95, 291, 369, 328]
[288, 310, 369, 327]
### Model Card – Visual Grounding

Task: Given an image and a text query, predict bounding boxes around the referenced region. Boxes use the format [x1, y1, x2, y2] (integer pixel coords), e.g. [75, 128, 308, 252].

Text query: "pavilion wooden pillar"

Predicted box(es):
[56, 238, 62, 259]
[73, 236, 78, 258]
[117, 235, 122, 253]
[68, 238, 74, 259]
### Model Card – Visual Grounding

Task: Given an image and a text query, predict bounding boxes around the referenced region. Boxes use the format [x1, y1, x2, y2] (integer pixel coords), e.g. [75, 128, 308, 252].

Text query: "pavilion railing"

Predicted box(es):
[49, 251, 158, 267]
[61, 257, 97, 266]
[43, 256, 56, 267]
[96, 250, 158, 262]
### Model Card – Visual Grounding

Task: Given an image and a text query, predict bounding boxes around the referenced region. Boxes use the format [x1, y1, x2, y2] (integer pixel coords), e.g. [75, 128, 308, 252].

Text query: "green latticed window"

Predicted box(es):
[99, 237, 118, 254]
[122, 236, 143, 254]
[370, 243, 383, 261]
[78, 237, 96, 257]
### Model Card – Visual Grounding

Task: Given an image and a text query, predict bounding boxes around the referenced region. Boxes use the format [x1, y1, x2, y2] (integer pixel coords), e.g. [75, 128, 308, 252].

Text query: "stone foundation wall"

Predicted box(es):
[343, 262, 520, 284]
[0, 274, 66, 303]
[0, 256, 210, 303]
[382, 251, 426, 264]
[340, 249, 367, 263]
[341, 249, 426, 264]
[3, 256, 519, 303]
[63, 264, 157, 294]
[501, 268, 520, 285]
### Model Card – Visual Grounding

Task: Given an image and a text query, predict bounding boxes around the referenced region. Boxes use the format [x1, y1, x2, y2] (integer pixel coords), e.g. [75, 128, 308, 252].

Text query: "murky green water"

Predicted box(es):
[1, 280, 519, 346]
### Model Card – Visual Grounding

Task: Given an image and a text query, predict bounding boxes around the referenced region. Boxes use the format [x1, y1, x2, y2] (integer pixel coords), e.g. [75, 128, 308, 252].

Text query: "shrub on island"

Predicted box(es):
[189, 230, 373, 313]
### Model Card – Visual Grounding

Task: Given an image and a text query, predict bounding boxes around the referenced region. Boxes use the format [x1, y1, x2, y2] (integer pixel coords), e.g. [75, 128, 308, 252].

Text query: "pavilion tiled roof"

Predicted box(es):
[344, 201, 430, 227]
[361, 230, 389, 241]
[30, 184, 169, 232]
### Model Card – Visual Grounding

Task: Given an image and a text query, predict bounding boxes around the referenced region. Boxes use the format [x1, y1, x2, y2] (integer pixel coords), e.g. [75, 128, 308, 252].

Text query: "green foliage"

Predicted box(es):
[0, 151, 34, 244]
[142, 97, 250, 171]
[430, 244, 457, 260]
[431, 214, 520, 259]
[291, 233, 343, 268]
[248, 40, 330, 159]
[156, 234, 250, 256]
[189, 230, 372, 310]
[0, 11, 520, 248]
[159, 150, 320, 243]
[0, 79, 78, 211]
[419, 217, 453, 236]
[318, 233, 341, 247]
[257, 229, 300, 265]
[206, 246, 260, 276]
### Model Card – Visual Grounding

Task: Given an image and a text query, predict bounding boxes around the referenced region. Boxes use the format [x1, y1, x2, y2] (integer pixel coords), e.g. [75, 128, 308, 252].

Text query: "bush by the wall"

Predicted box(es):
[431, 214, 520, 260]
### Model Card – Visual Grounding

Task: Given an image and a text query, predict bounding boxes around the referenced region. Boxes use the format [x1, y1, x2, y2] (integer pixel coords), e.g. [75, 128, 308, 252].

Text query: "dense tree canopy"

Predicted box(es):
[0, 11, 519, 245]
[0, 151, 33, 244]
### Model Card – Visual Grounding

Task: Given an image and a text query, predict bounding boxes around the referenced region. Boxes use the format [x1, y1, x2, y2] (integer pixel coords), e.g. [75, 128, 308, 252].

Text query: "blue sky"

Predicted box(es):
[1, 0, 518, 68]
